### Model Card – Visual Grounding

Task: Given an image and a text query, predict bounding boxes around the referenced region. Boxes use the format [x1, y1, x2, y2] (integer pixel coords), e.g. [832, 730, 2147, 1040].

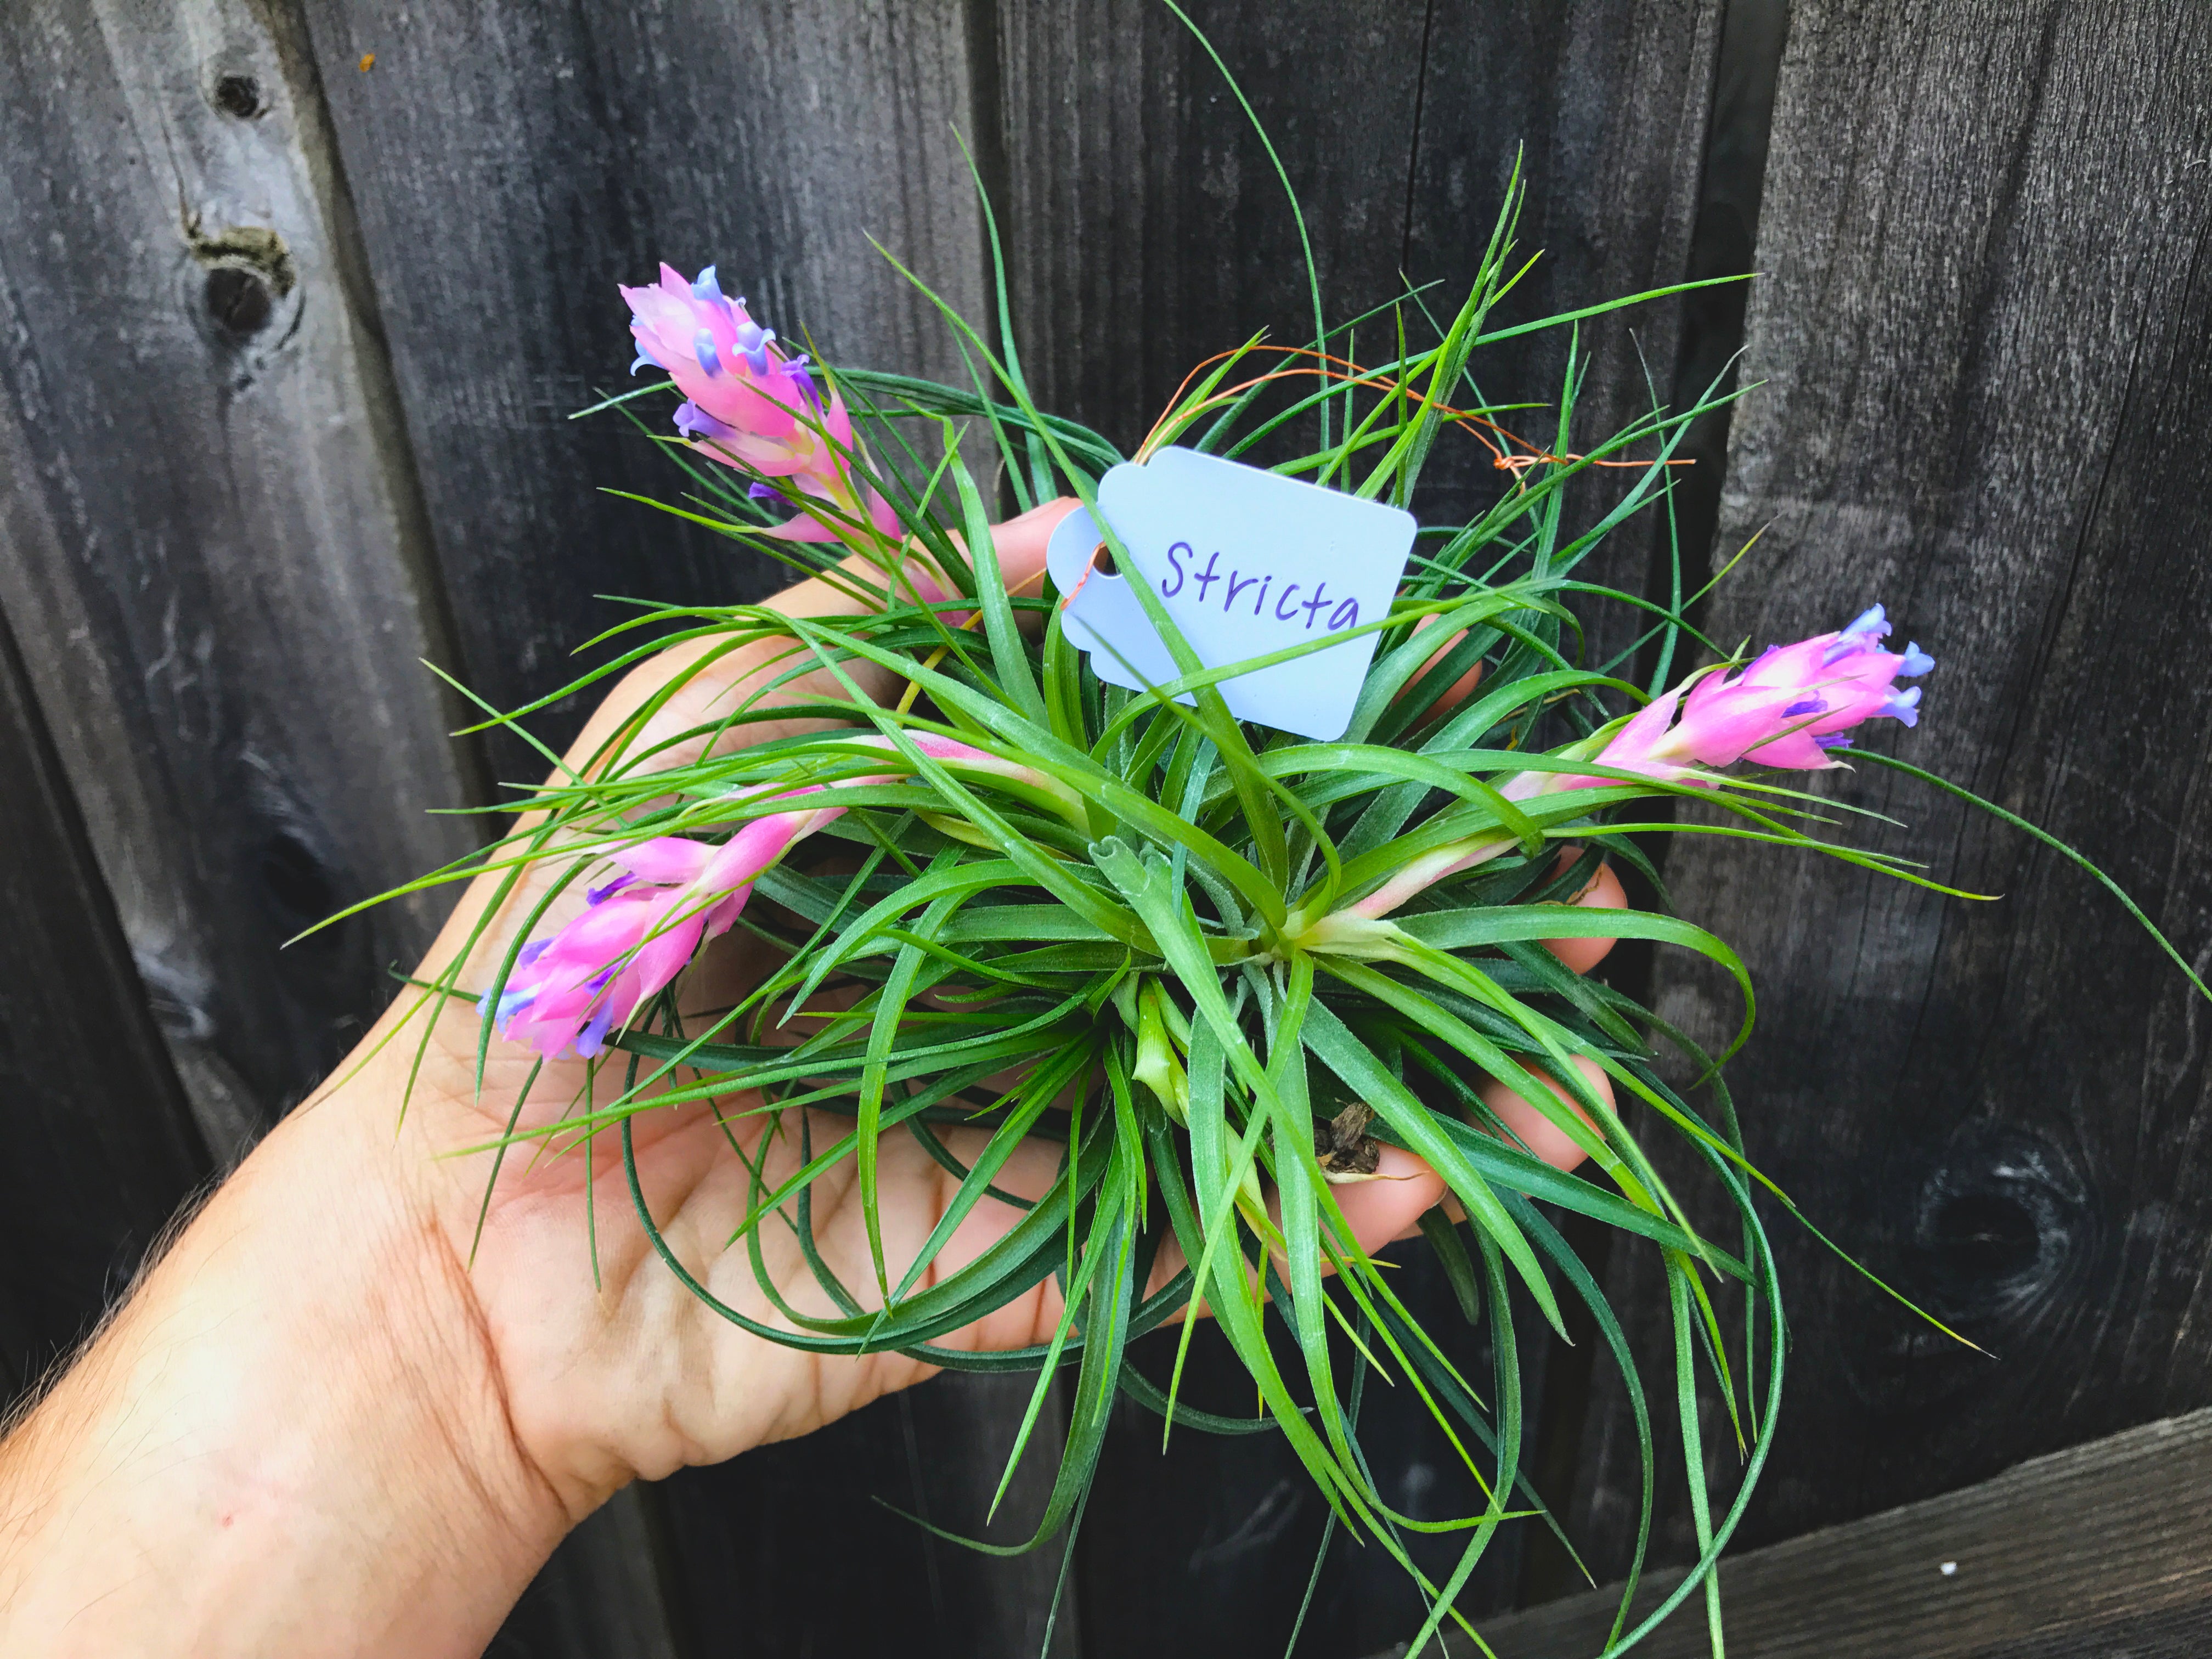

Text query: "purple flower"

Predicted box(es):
[488, 737, 1073, 1058]
[1334, 607, 1937, 927]
[483, 811, 828, 1059]
[1569, 602, 1934, 788]
[619, 263, 898, 543]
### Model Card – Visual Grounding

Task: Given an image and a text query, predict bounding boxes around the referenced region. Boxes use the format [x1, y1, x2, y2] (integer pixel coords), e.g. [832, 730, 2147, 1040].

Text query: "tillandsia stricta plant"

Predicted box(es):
[332, 108, 2212, 1659]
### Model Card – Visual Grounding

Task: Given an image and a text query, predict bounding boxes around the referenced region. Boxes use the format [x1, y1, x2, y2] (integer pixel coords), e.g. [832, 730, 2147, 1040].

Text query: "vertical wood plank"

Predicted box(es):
[998, 1, 1723, 668]
[1402, 0, 1728, 672]
[0, 605, 209, 1398]
[660, 1375, 1079, 1658]
[0, 0, 477, 1156]
[993, 18, 1432, 1643]
[993, 5, 1723, 1646]
[295, 0, 993, 780]
[1079, 1261, 1525, 1657]
[287, 6, 1077, 1651]
[0, 5, 673, 1654]
[1571, 0, 2212, 1583]
[493, 1483, 685, 1659]
[996, 0, 1430, 460]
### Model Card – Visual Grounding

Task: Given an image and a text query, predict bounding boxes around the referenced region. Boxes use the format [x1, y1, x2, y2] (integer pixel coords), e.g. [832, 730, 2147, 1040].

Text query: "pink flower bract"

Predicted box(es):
[1344, 606, 1934, 924]
[1572, 604, 1933, 789]
[620, 263, 898, 543]
[487, 736, 1057, 1058]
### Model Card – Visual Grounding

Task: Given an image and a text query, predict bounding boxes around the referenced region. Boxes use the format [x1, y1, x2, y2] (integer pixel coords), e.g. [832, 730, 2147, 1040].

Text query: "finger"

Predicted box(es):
[1540, 848, 1628, 974]
[1155, 1145, 1449, 1306]
[1479, 1053, 1615, 1174]
[1407, 1044, 1624, 1228]
[1336, 1144, 1452, 1244]
[1249, 1144, 1453, 1260]
[419, 502, 1082, 990]
[565, 496, 1081, 774]
[930, 1135, 1449, 1350]
[942, 845, 1624, 1285]
[1397, 612, 1485, 719]
[977, 495, 1079, 599]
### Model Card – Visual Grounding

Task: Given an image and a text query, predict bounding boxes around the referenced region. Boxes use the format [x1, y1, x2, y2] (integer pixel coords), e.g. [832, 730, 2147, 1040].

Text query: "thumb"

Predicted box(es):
[1331, 1144, 1451, 1246]
[985, 495, 1081, 597]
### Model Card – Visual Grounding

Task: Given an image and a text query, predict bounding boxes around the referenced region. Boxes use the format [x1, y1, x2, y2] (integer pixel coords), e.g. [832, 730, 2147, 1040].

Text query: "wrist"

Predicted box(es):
[0, 1084, 568, 1658]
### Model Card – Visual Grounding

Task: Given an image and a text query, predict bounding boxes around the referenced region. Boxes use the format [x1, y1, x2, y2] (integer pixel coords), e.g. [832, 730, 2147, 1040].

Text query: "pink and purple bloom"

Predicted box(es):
[484, 803, 843, 1060]
[488, 736, 1069, 1058]
[1336, 605, 1933, 924]
[620, 263, 898, 544]
[1570, 604, 1933, 788]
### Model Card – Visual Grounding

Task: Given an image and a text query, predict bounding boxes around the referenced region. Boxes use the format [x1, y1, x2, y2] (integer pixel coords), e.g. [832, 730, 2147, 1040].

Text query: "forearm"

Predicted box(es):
[0, 1097, 566, 1658]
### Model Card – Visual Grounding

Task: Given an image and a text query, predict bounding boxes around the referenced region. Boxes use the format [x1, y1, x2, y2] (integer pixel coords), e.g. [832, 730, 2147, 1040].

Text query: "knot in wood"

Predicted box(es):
[213, 74, 263, 119]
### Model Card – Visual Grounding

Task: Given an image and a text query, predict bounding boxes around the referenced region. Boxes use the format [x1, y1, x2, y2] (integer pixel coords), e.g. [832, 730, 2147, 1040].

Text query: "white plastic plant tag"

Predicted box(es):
[1044, 447, 1417, 742]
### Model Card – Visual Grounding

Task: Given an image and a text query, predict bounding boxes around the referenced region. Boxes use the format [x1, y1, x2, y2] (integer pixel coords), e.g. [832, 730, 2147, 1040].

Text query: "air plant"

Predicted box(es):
[343, 112, 2210, 1659]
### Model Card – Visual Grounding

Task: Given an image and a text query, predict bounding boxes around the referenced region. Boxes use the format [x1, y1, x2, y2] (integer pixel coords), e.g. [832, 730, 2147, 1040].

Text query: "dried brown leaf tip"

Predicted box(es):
[1315, 1102, 1382, 1182]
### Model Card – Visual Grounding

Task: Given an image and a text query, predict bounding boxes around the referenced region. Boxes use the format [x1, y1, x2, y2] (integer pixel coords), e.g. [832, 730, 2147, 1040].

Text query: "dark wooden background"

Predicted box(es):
[2, 2, 2207, 1656]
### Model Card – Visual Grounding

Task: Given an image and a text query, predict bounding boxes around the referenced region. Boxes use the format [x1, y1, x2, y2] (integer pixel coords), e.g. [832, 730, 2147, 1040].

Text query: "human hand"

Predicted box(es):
[347, 498, 1610, 1520]
[366, 499, 1635, 1508]
[0, 501, 1625, 1659]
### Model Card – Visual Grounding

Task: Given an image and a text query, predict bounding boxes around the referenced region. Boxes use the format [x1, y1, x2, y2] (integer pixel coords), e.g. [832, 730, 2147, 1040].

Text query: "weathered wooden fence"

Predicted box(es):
[2, 2, 2208, 1655]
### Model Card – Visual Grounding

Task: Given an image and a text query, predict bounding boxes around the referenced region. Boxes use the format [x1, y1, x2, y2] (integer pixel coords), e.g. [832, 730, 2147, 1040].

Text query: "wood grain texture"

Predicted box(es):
[494, 1485, 685, 1659]
[25, 8, 2209, 1657]
[997, 0, 1723, 669]
[0, 0, 477, 1155]
[296, 0, 994, 782]
[0, 5, 673, 1652]
[1373, 1405, 2212, 1658]
[1403, 0, 1727, 671]
[1076, 1321, 1375, 1659]
[1638, 0, 1789, 647]
[0, 605, 209, 1398]
[288, 8, 1074, 1652]
[1568, 0, 2212, 1585]
[658, 1374, 1080, 1659]
[996, 0, 1430, 459]
[1076, 1257, 1528, 1657]
[992, 7, 1724, 1646]
[992, 8, 1442, 1630]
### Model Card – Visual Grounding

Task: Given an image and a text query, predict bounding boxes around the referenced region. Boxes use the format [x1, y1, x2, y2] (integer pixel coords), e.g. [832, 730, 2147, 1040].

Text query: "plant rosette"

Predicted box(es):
[342, 180, 2207, 1657]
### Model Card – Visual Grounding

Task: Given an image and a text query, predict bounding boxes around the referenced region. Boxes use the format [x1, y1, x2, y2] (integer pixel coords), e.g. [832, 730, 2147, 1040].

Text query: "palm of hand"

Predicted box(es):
[369, 625, 1070, 1513]
[383, 1014, 1062, 1514]
[344, 503, 1448, 1517]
